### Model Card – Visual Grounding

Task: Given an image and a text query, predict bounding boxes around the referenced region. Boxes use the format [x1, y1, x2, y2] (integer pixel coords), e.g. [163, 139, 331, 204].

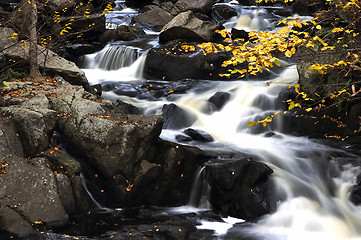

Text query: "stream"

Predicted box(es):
[74, 1, 361, 240]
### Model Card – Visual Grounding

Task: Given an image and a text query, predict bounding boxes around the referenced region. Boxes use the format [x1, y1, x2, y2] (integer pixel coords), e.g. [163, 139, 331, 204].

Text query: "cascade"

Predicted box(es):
[92, 45, 142, 70]
[79, 3, 361, 240]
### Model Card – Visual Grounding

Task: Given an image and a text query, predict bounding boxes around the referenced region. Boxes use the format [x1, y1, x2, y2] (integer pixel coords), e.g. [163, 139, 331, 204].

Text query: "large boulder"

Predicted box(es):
[204, 158, 275, 219]
[159, 10, 224, 43]
[144, 40, 231, 80]
[175, 0, 215, 14]
[0, 27, 17, 51]
[1, 42, 89, 88]
[0, 117, 71, 235]
[162, 103, 197, 129]
[132, 5, 174, 32]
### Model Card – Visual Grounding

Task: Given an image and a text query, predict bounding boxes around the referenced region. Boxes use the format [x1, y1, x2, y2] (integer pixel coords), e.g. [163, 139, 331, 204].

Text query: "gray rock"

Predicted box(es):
[1, 43, 89, 88]
[132, 6, 174, 32]
[175, 0, 215, 14]
[55, 173, 77, 215]
[159, 10, 224, 43]
[0, 156, 68, 232]
[0, 27, 17, 51]
[0, 118, 24, 159]
[0, 106, 57, 156]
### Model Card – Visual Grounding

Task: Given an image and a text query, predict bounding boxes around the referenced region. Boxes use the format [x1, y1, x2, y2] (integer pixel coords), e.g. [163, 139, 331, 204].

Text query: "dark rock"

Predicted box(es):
[99, 25, 146, 44]
[175, 0, 215, 14]
[212, 4, 237, 22]
[272, 110, 342, 138]
[264, 131, 276, 138]
[184, 128, 214, 142]
[276, 87, 297, 110]
[292, 0, 323, 15]
[0, 156, 68, 232]
[231, 28, 250, 41]
[162, 103, 197, 129]
[205, 158, 274, 219]
[132, 6, 174, 32]
[58, 14, 106, 43]
[176, 134, 193, 142]
[144, 41, 231, 80]
[116, 100, 142, 115]
[237, 0, 257, 6]
[88, 84, 102, 97]
[208, 91, 231, 111]
[159, 11, 224, 43]
[126, 0, 153, 8]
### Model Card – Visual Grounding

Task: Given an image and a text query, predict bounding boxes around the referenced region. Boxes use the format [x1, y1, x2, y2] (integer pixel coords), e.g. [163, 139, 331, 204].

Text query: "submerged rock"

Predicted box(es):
[184, 128, 214, 142]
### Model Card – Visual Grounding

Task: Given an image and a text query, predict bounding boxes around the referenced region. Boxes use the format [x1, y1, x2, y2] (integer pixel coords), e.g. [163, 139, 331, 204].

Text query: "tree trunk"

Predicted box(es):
[28, 0, 43, 82]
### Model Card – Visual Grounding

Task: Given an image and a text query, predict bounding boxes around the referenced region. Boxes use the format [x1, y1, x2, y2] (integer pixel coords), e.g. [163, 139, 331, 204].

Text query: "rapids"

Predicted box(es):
[79, 2, 361, 239]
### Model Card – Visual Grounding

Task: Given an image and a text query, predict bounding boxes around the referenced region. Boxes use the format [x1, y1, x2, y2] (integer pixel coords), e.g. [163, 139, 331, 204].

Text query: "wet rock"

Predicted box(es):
[231, 28, 250, 41]
[159, 10, 224, 43]
[184, 128, 214, 142]
[208, 91, 231, 111]
[162, 103, 197, 129]
[292, 0, 324, 15]
[212, 4, 237, 22]
[176, 134, 193, 142]
[175, 0, 215, 15]
[144, 40, 231, 80]
[132, 5, 174, 32]
[205, 158, 274, 219]
[115, 100, 142, 115]
[99, 25, 146, 44]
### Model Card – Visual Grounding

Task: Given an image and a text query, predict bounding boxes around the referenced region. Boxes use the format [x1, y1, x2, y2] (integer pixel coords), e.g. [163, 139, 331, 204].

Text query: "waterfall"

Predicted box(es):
[89, 45, 142, 70]
[235, 10, 271, 31]
[79, 2, 361, 239]
[82, 45, 148, 85]
[188, 166, 211, 209]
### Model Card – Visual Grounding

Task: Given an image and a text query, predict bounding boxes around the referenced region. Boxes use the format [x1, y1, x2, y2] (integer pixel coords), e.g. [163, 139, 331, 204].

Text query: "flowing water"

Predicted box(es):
[78, 2, 361, 240]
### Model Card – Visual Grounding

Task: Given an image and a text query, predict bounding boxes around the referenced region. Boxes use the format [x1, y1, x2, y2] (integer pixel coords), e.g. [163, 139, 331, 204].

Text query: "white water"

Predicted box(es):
[81, 4, 361, 239]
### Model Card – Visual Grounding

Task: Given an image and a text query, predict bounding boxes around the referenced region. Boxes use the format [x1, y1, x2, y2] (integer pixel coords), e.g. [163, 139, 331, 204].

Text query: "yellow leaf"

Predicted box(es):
[316, 25, 322, 30]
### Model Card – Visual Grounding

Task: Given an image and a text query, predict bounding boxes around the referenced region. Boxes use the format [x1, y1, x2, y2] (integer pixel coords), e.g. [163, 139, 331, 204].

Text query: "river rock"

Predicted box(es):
[115, 99, 142, 115]
[205, 158, 275, 219]
[99, 25, 146, 44]
[132, 5, 174, 32]
[1, 42, 89, 88]
[162, 103, 197, 129]
[212, 4, 238, 22]
[175, 0, 215, 14]
[208, 91, 231, 111]
[144, 40, 231, 80]
[159, 10, 224, 43]
[183, 128, 214, 142]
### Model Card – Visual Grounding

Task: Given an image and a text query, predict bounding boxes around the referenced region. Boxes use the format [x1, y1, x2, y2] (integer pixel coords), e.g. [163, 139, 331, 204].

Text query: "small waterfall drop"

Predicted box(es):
[84, 44, 142, 70]
[188, 166, 211, 209]
[236, 10, 271, 31]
